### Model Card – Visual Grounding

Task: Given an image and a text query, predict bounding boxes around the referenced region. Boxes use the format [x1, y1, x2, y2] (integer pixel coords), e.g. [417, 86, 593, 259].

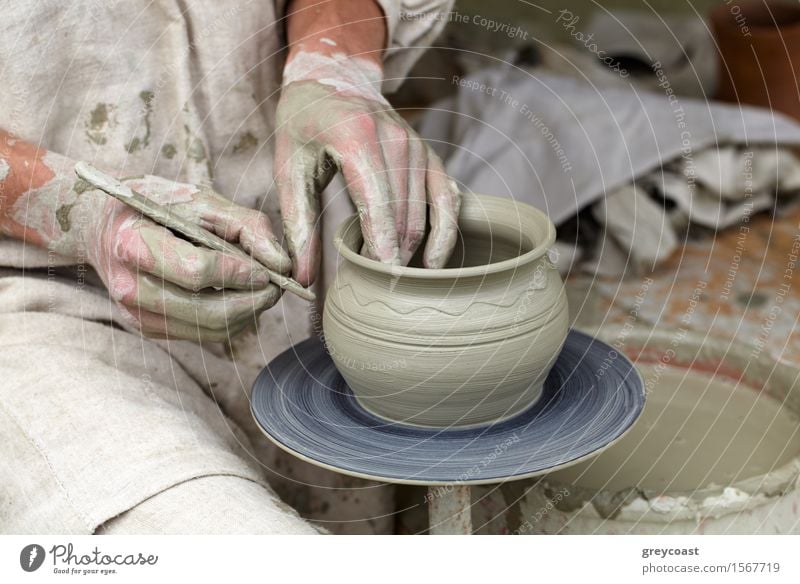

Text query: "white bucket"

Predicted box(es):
[472, 327, 800, 534]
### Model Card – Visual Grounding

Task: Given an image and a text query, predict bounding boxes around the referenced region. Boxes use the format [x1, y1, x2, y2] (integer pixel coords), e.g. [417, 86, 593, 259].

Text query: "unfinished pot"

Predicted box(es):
[473, 326, 800, 534]
[322, 193, 569, 428]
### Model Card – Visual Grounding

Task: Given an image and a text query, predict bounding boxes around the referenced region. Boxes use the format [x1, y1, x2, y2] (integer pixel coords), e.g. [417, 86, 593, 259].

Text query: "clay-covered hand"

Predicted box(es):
[85, 176, 291, 340]
[275, 51, 461, 286]
[0, 138, 289, 341]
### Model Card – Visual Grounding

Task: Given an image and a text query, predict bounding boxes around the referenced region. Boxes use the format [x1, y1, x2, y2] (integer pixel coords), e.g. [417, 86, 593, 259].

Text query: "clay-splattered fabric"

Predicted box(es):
[0, 0, 451, 534]
[0, 271, 321, 535]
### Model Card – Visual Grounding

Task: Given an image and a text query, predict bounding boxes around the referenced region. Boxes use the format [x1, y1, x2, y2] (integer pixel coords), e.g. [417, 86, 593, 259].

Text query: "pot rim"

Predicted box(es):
[332, 192, 557, 280]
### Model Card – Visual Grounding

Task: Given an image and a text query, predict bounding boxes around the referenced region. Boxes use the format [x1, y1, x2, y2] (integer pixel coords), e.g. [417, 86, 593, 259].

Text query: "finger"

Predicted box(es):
[122, 175, 201, 208]
[114, 217, 271, 291]
[403, 134, 428, 265]
[131, 275, 280, 331]
[337, 123, 400, 265]
[377, 120, 409, 253]
[276, 134, 322, 286]
[118, 305, 252, 342]
[199, 205, 292, 275]
[238, 213, 292, 274]
[423, 148, 461, 269]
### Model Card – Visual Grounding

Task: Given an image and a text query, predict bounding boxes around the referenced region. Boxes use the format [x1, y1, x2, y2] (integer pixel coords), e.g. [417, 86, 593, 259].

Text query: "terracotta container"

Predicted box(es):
[711, 0, 800, 119]
[322, 193, 569, 428]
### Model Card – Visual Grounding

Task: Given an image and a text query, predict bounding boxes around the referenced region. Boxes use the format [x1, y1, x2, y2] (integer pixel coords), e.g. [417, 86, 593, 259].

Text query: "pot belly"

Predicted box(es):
[323, 294, 569, 428]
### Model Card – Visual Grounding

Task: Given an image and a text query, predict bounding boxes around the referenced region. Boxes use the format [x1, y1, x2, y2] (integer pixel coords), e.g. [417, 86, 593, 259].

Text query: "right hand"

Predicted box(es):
[85, 175, 290, 341]
[275, 52, 462, 286]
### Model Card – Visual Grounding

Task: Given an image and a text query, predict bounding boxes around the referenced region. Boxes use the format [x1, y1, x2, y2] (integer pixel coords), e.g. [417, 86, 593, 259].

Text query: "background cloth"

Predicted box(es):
[416, 64, 800, 275]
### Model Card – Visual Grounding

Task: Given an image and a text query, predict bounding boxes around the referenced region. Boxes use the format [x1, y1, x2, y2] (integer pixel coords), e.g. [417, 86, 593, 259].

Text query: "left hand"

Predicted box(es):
[87, 175, 291, 341]
[274, 51, 461, 286]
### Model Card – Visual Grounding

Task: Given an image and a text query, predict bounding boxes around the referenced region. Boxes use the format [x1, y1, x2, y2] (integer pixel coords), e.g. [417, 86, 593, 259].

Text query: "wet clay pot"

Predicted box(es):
[322, 193, 569, 428]
[711, 0, 800, 120]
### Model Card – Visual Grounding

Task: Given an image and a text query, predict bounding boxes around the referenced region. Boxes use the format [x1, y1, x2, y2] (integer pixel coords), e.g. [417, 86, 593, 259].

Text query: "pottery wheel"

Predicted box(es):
[251, 329, 645, 485]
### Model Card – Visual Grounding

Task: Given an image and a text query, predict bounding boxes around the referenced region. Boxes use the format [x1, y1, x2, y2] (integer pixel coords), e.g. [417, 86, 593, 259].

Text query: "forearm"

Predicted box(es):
[0, 130, 99, 257]
[286, 0, 387, 64]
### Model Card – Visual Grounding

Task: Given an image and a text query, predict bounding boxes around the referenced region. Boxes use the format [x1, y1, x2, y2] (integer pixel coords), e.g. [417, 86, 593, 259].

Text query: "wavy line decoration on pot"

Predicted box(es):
[322, 193, 570, 428]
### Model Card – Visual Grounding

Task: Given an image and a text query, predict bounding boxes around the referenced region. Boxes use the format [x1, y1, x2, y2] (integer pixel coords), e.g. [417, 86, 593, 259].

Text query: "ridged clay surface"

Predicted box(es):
[323, 193, 569, 427]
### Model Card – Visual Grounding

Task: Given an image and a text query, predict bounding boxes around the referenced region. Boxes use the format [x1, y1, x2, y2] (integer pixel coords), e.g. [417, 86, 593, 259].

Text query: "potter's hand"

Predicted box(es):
[0, 133, 289, 341]
[86, 176, 291, 340]
[275, 51, 461, 286]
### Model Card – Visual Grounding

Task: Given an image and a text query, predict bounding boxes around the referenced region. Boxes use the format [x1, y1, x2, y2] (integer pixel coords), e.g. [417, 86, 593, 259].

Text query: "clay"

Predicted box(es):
[125, 90, 154, 153]
[85, 102, 115, 145]
[122, 273, 279, 328]
[282, 51, 385, 102]
[7, 151, 103, 256]
[322, 192, 569, 427]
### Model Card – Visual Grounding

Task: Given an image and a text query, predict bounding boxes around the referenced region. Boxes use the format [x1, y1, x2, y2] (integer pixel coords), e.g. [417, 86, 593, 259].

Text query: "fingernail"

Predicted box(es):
[424, 246, 445, 269]
[263, 239, 293, 274]
[276, 250, 293, 273]
[250, 269, 271, 288]
[399, 248, 414, 266]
